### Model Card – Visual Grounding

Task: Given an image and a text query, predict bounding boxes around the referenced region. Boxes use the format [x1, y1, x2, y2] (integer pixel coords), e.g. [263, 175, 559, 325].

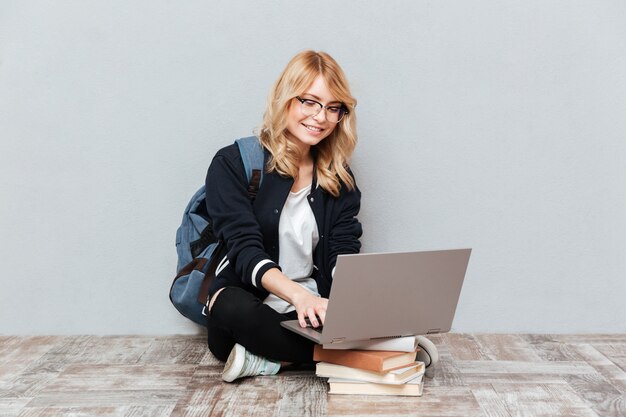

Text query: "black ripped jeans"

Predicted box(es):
[207, 286, 316, 364]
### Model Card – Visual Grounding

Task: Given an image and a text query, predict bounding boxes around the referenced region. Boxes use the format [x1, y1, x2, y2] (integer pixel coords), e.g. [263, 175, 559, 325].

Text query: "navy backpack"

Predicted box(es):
[170, 136, 264, 326]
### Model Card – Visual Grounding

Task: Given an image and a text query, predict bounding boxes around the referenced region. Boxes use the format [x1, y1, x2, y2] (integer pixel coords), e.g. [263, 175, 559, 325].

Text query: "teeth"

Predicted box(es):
[304, 124, 322, 132]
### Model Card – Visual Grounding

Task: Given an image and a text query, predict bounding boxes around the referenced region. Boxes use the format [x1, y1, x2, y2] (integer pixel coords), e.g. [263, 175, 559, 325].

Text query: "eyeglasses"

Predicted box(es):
[295, 96, 349, 123]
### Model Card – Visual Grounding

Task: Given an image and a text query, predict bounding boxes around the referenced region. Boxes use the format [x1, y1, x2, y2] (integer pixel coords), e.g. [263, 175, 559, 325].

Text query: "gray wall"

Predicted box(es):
[2, 1, 625, 335]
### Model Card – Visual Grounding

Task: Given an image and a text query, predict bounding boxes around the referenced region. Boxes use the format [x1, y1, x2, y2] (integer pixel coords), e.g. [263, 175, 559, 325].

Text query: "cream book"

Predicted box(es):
[316, 361, 425, 385]
[328, 376, 424, 396]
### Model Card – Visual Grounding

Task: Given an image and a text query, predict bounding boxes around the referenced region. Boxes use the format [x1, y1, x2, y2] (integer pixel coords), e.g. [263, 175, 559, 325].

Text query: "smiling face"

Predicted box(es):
[285, 75, 341, 155]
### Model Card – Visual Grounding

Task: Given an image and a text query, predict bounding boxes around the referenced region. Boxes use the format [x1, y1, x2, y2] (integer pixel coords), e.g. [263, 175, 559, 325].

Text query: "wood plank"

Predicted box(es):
[16, 406, 121, 417]
[168, 365, 238, 417]
[24, 390, 184, 408]
[136, 336, 207, 365]
[0, 364, 26, 389]
[591, 343, 626, 359]
[612, 357, 626, 373]
[428, 345, 467, 387]
[548, 334, 626, 344]
[440, 334, 492, 361]
[570, 344, 626, 394]
[15, 407, 174, 417]
[0, 337, 61, 366]
[42, 336, 154, 365]
[0, 359, 67, 398]
[173, 369, 325, 417]
[564, 373, 625, 417]
[0, 397, 31, 417]
[473, 334, 542, 362]
[469, 383, 513, 417]
[121, 405, 176, 417]
[524, 334, 587, 362]
[44, 364, 196, 391]
[489, 383, 599, 417]
[169, 365, 287, 417]
[455, 360, 597, 375]
[0, 337, 63, 399]
[198, 349, 222, 366]
[274, 375, 327, 417]
[196, 377, 282, 417]
[585, 396, 626, 417]
[326, 386, 484, 417]
[462, 372, 568, 385]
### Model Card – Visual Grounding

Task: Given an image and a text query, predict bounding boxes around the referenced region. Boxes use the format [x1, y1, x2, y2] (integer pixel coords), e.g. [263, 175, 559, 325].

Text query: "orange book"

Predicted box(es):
[313, 345, 418, 372]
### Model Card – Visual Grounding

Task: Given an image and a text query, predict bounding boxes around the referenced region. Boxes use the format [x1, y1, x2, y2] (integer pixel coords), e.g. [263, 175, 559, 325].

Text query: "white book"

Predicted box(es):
[316, 361, 425, 385]
[323, 336, 417, 352]
[328, 376, 424, 396]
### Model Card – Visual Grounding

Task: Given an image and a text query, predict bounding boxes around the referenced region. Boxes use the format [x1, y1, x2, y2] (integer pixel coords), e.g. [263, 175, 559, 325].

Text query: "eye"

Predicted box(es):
[302, 99, 319, 108]
[326, 106, 342, 114]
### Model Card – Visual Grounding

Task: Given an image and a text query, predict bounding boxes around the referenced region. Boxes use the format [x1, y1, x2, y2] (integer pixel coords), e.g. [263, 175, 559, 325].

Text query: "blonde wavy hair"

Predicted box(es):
[257, 50, 358, 198]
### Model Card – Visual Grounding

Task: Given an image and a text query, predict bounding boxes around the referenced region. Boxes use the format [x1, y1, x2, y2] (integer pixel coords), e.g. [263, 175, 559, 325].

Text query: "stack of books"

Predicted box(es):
[314, 340, 425, 397]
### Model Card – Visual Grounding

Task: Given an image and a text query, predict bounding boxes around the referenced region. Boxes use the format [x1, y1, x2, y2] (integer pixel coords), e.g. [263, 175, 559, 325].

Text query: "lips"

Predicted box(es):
[302, 123, 323, 132]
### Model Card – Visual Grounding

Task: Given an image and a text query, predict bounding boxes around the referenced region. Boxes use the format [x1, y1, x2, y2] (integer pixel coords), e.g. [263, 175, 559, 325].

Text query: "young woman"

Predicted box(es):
[203, 50, 360, 382]
[204, 50, 437, 382]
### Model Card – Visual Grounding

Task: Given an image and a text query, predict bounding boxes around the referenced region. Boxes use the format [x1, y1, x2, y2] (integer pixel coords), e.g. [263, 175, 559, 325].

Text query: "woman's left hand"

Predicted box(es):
[291, 291, 328, 328]
[261, 268, 328, 328]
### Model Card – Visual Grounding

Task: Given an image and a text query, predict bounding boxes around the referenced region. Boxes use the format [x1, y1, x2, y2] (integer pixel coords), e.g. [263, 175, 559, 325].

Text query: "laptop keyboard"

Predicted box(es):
[310, 325, 323, 333]
[305, 318, 323, 333]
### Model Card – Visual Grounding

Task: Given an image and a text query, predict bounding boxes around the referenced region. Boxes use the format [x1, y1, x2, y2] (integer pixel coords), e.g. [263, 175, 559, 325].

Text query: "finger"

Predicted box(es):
[317, 308, 326, 325]
[307, 308, 319, 327]
[316, 299, 328, 324]
[298, 311, 307, 328]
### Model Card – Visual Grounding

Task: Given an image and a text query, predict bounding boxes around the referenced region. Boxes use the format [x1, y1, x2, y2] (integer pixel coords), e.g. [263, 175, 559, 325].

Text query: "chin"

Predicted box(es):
[288, 132, 323, 148]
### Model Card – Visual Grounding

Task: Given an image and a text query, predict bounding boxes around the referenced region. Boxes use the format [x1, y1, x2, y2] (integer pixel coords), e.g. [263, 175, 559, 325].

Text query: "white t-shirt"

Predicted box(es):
[263, 184, 320, 313]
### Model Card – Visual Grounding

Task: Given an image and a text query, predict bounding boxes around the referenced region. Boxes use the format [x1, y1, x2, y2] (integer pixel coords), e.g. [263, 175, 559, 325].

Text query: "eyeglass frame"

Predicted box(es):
[294, 96, 350, 123]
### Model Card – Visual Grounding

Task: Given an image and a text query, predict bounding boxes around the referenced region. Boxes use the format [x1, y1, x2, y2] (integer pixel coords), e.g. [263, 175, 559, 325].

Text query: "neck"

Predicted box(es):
[293, 142, 311, 161]
[292, 148, 315, 192]
[286, 135, 312, 166]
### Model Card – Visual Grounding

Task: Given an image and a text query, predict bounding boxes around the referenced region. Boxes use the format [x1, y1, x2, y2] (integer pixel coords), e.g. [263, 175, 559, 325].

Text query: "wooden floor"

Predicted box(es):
[1, 334, 625, 417]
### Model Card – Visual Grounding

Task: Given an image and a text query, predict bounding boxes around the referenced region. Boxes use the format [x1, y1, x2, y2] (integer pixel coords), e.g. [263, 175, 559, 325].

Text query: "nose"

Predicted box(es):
[312, 107, 328, 123]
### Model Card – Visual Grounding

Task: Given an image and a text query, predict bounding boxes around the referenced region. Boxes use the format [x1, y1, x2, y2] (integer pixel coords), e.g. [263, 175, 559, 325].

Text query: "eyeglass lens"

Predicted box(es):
[300, 99, 346, 123]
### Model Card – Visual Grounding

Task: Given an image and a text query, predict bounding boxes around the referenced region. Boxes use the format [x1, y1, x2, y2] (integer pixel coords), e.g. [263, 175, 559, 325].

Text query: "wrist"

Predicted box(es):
[289, 287, 310, 306]
[261, 268, 308, 305]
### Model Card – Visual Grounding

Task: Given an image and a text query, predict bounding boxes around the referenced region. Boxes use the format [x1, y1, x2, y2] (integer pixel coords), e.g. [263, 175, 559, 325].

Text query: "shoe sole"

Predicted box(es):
[222, 344, 245, 382]
[416, 335, 439, 377]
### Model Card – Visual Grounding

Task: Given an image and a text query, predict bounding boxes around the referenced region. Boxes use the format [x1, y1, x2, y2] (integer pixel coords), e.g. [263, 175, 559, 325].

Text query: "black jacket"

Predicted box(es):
[205, 142, 362, 300]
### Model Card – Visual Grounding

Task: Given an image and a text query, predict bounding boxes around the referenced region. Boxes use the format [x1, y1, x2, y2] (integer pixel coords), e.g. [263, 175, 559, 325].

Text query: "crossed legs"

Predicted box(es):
[206, 286, 315, 364]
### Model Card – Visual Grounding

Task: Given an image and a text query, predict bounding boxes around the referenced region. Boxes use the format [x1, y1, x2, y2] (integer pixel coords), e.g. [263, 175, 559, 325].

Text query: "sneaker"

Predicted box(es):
[222, 343, 281, 382]
[416, 336, 439, 378]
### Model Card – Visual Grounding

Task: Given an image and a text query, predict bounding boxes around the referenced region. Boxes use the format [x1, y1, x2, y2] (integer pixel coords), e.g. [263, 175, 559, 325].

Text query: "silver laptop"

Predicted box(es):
[280, 248, 471, 345]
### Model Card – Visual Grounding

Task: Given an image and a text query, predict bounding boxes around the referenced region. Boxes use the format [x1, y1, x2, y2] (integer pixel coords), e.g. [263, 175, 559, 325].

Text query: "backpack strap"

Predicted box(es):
[196, 137, 265, 310]
[236, 136, 264, 198]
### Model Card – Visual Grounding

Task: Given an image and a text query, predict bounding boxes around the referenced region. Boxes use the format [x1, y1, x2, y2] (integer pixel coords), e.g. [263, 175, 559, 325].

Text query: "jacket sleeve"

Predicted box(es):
[327, 175, 363, 277]
[205, 147, 279, 289]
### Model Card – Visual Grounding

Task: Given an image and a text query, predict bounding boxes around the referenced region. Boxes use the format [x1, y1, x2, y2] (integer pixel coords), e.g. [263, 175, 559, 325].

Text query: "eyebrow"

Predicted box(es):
[302, 93, 342, 105]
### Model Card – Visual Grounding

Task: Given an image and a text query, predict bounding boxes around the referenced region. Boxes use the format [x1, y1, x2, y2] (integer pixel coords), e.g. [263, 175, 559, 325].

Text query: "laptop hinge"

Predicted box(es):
[331, 338, 346, 343]
[427, 328, 441, 334]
